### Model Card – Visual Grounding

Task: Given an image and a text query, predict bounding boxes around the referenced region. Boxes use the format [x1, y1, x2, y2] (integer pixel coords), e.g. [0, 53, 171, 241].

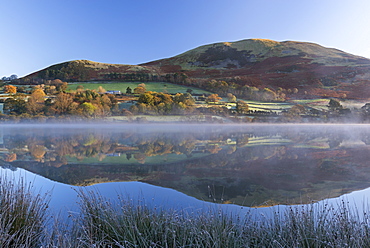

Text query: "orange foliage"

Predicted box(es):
[4, 85, 17, 94]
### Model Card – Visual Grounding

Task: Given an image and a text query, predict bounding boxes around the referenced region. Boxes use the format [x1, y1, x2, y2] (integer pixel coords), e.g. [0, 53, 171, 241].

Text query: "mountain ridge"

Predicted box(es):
[19, 38, 370, 99]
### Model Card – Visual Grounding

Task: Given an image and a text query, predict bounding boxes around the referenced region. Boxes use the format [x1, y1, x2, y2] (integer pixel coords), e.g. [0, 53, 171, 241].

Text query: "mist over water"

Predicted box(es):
[1, 123, 370, 215]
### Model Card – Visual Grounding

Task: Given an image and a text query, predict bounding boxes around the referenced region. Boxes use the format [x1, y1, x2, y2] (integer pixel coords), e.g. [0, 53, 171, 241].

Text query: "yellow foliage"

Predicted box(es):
[31, 88, 46, 102]
[4, 85, 17, 94]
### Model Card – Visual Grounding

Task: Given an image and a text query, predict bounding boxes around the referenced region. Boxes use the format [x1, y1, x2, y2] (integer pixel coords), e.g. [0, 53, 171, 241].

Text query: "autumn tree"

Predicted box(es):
[281, 104, 306, 122]
[98, 86, 106, 94]
[99, 94, 113, 116]
[80, 102, 97, 117]
[74, 90, 99, 103]
[137, 92, 173, 114]
[26, 88, 46, 114]
[328, 99, 342, 112]
[76, 85, 84, 93]
[138, 92, 155, 106]
[3, 98, 26, 115]
[236, 100, 249, 115]
[30, 88, 46, 101]
[206, 94, 222, 104]
[289, 104, 306, 115]
[51, 79, 68, 92]
[173, 93, 194, 106]
[133, 92, 194, 115]
[45, 85, 57, 95]
[3, 85, 17, 94]
[243, 86, 259, 100]
[52, 92, 74, 115]
[134, 86, 146, 94]
[261, 88, 277, 101]
[227, 93, 237, 102]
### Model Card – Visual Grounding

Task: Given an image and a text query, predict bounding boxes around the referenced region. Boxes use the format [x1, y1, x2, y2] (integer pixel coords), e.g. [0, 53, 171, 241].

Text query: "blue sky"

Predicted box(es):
[1, 0, 370, 77]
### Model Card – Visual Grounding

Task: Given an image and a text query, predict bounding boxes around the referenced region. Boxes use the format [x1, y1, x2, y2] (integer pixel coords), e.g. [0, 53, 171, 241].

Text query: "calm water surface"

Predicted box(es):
[1, 123, 370, 216]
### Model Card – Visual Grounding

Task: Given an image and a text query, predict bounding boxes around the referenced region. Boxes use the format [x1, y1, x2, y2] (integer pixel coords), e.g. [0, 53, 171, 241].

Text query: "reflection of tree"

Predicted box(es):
[206, 144, 222, 154]
[1, 130, 305, 167]
[177, 139, 196, 157]
[54, 139, 74, 157]
[135, 135, 197, 157]
[4, 134, 28, 150]
[3, 131, 243, 165]
[3, 132, 118, 164]
[4, 153, 16, 162]
[29, 144, 46, 161]
[236, 136, 249, 147]
[82, 134, 99, 146]
[134, 153, 146, 164]
[227, 145, 237, 154]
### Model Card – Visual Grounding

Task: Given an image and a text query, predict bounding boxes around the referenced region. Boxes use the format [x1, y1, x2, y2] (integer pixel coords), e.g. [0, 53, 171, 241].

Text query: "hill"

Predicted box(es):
[23, 60, 160, 82]
[19, 39, 370, 99]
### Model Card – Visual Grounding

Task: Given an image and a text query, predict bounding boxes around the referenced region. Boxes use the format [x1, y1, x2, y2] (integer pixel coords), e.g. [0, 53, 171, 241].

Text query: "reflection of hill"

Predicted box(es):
[4, 126, 370, 207]
[143, 145, 370, 206]
[7, 141, 370, 206]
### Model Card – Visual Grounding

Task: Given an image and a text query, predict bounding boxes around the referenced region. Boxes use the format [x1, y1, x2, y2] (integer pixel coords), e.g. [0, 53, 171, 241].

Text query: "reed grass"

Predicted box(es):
[71, 190, 370, 248]
[0, 177, 49, 247]
[2, 177, 370, 247]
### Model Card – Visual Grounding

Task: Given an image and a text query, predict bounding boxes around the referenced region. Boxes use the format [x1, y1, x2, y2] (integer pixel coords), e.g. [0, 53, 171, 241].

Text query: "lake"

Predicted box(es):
[1, 123, 370, 217]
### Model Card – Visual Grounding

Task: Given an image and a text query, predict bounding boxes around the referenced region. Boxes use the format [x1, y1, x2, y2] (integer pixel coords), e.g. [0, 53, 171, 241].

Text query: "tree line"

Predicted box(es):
[2, 83, 119, 119]
[129, 91, 196, 115]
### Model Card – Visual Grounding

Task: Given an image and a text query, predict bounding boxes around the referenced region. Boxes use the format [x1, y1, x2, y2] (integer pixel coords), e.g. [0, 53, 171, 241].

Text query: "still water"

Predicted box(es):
[1, 123, 370, 215]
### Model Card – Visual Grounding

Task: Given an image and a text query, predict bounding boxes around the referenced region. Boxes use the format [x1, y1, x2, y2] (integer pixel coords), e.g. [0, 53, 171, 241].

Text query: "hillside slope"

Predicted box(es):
[24, 60, 161, 82]
[21, 39, 370, 99]
[145, 39, 370, 69]
[142, 39, 370, 99]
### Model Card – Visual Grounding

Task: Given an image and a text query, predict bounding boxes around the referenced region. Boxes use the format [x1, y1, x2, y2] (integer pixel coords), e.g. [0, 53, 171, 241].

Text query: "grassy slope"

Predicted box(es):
[67, 81, 211, 95]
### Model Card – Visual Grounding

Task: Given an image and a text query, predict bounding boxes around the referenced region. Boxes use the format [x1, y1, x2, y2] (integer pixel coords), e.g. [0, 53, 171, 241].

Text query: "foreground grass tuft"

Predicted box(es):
[72, 190, 370, 248]
[0, 177, 49, 247]
[2, 178, 370, 247]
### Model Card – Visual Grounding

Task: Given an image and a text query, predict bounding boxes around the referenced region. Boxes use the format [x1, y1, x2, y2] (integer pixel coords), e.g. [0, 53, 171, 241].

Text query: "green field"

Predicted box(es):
[68, 81, 212, 95]
[244, 100, 293, 112]
[291, 99, 330, 111]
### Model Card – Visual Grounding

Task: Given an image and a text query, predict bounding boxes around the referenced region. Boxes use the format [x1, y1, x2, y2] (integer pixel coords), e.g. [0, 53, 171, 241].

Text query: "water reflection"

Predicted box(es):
[1, 124, 370, 207]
